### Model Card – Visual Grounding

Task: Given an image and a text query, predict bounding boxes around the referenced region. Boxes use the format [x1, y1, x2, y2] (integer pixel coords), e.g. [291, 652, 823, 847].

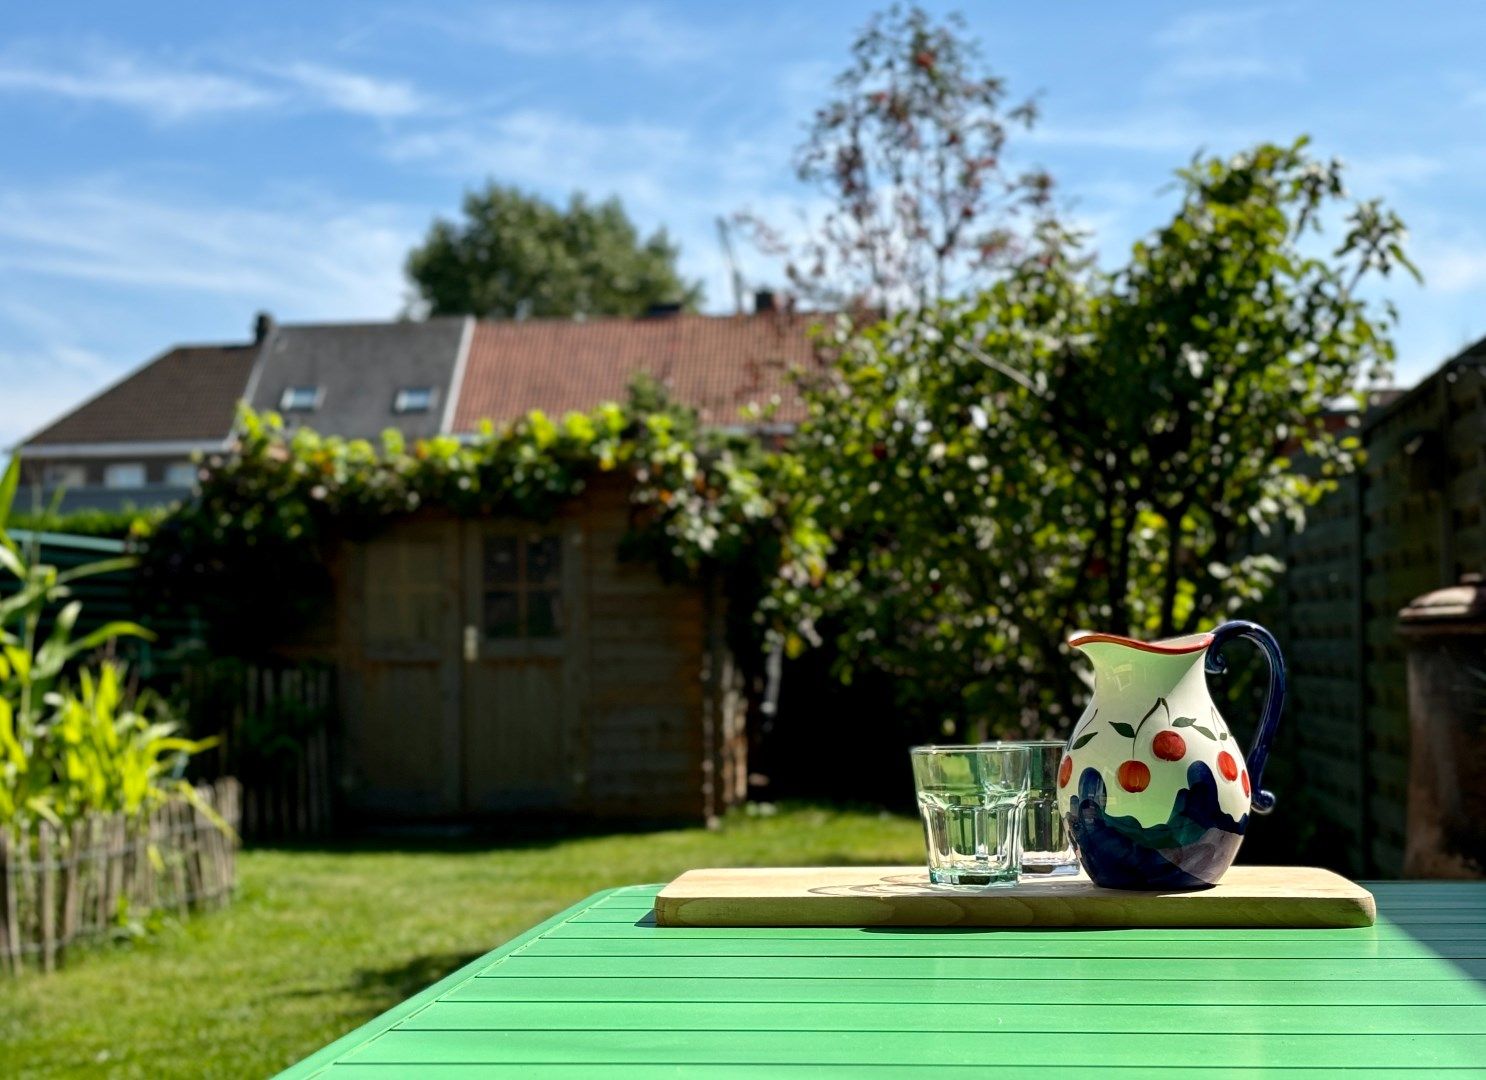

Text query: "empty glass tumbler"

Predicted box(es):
[1017, 740, 1080, 876]
[911, 744, 1030, 886]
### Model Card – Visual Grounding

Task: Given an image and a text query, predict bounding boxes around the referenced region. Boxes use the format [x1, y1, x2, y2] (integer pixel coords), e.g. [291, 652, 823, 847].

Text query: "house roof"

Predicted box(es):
[454, 313, 819, 432]
[22, 343, 259, 448]
[247, 317, 470, 442]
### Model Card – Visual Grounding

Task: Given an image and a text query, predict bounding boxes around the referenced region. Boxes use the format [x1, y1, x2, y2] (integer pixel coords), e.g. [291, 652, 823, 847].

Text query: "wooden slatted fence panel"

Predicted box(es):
[1246, 349, 1486, 876]
[1356, 359, 1486, 874]
[181, 661, 335, 842]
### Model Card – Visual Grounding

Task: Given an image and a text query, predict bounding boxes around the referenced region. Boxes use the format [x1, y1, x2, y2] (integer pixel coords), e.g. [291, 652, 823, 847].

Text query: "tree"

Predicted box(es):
[769, 139, 1416, 739]
[406, 185, 702, 319]
[739, 4, 1052, 313]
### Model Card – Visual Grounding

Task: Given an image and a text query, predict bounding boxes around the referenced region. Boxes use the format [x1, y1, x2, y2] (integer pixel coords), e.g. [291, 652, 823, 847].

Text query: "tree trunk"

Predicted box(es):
[1158, 497, 1193, 638]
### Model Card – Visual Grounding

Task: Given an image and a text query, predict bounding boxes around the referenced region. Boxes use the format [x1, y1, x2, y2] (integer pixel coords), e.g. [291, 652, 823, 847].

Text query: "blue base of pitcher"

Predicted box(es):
[1067, 762, 1248, 891]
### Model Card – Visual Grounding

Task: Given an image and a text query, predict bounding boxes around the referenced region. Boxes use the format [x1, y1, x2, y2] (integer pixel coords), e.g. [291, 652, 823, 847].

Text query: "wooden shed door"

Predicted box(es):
[459, 524, 581, 812]
[345, 521, 462, 817]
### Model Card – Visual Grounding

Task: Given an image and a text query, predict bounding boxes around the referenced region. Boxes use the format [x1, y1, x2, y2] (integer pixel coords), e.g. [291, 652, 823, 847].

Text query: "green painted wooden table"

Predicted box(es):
[279, 880, 1486, 1077]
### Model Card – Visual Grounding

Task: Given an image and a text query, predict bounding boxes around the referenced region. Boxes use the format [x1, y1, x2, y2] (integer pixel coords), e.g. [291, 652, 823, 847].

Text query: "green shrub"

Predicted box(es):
[6, 506, 163, 541]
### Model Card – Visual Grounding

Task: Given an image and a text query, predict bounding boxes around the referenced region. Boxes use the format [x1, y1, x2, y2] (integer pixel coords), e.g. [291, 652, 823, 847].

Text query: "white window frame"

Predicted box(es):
[103, 463, 147, 490]
[393, 387, 436, 414]
[280, 386, 324, 412]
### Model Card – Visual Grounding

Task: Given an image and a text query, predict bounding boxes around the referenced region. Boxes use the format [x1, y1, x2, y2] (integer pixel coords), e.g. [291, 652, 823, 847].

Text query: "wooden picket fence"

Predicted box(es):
[181, 661, 336, 842]
[0, 778, 240, 975]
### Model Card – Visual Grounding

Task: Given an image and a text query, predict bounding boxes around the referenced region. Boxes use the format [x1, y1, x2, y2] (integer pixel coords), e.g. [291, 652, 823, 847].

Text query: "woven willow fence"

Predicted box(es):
[0, 778, 240, 974]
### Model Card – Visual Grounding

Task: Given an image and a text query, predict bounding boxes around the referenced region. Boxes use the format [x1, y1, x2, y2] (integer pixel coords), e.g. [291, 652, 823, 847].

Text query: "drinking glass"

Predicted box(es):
[1016, 740, 1080, 877]
[910, 745, 1030, 886]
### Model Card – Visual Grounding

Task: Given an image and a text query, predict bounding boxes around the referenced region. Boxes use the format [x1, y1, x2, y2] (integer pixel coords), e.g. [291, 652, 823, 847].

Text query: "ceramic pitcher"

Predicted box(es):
[1060, 620, 1286, 890]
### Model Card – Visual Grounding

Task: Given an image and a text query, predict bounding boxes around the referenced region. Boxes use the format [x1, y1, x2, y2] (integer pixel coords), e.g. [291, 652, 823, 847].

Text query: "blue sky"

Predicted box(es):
[3, 1, 1484, 449]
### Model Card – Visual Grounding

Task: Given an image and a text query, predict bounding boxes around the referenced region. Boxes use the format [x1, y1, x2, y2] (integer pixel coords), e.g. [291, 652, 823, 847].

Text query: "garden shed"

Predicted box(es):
[316, 474, 748, 825]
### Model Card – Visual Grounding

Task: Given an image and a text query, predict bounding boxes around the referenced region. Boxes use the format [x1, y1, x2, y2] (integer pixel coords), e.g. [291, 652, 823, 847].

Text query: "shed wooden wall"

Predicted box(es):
[574, 477, 746, 821]
[324, 473, 747, 825]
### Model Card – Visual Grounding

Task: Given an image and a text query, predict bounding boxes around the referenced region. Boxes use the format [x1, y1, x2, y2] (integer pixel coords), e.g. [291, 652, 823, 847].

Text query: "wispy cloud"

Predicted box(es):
[267, 61, 431, 120]
[385, 104, 827, 308]
[1153, 10, 1267, 49]
[0, 295, 118, 448]
[0, 47, 276, 121]
[0, 181, 419, 316]
[1155, 54, 1303, 87]
[1147, 8, 1301, 92]
[0, 345, 117, 451]
[423, 4, 716, 68]
[1460, 80, 1486, 109]
[1028, 113, 1262, 155]
[386, 108, 692, 197]
[0, 43, 434, 123]
[1343, 152, 1449, 197]
[1421, 242, 1486, 293]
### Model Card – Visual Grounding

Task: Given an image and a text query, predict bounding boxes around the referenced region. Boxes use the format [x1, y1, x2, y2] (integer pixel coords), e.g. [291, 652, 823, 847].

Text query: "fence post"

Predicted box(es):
[60, 821, 81, 961]
[225, 778, 240, 889]
[170, 802, 189, 917]
[0, 828, 11, 974]
[38, 823, 56, 973]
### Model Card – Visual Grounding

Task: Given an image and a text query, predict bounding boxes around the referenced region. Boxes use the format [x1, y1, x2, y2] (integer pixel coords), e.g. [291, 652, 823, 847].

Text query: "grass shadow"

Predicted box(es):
[280, 950, 487, 1013]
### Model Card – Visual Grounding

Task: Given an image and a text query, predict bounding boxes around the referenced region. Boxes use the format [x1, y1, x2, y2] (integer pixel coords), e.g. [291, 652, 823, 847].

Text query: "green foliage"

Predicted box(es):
[0, 459, 216, 828]
[770, 139, 1415, 739]
[406, 184, 703, 318]
[143, 382, 819, 655]
[7, 505, 162, 541]
[42, 661, 214, 822]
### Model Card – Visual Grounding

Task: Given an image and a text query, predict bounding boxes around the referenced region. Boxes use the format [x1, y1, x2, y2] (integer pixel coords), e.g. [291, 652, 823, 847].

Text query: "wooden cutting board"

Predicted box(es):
[654, 865, 1376, 928]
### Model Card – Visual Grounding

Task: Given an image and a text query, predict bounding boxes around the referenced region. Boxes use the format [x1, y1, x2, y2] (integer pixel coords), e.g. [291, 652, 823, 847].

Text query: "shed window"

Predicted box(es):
[394, 387, 435, 414]
[483, 534, 562, 640]
[280, 386, 322, 412]
[103, 463, 146, 489]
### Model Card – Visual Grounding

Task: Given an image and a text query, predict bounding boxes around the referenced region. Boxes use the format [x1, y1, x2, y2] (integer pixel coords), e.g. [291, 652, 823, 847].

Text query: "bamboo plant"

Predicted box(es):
[0, 458, 217, 829]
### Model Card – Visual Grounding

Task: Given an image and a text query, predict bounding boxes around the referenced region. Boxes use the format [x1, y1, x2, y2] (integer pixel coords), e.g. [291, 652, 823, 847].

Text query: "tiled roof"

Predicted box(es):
[454, 313, 820, 431]
[23, 344, 259, 446]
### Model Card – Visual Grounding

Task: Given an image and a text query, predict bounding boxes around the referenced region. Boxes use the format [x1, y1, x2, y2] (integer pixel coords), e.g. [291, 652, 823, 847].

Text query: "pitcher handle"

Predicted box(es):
[1205, 619, 1286, 815]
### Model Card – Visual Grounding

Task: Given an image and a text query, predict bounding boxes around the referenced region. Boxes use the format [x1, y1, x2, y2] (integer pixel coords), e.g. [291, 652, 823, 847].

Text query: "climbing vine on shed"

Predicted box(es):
[140, 383, 826, 655]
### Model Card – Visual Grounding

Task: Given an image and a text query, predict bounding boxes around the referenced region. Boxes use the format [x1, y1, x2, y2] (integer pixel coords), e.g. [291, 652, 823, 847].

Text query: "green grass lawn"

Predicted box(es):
[0, 805, 920, 1079]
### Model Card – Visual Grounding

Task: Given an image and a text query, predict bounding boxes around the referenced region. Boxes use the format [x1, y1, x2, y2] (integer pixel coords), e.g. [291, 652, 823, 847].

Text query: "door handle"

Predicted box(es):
[463, 625, 478, 662]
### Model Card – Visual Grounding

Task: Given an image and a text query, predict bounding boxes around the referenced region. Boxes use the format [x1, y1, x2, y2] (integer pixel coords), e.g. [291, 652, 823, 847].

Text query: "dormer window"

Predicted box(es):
[280, 386, 322, 412]
[394, 387, 435, 414]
